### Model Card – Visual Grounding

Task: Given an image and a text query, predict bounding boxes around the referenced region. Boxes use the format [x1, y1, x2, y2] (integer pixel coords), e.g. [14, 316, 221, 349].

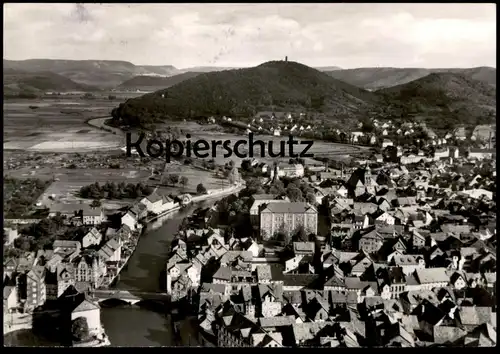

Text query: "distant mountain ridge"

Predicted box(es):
[325, 66, 496, 90]
[376, 72, 496, 130]
[3, 58, 494, 133]
[2, 59, 345, 89]
[3, 59, 180, 88]
[3, 68, 96, 96]
[178, 66, 239, 73]
[110, 60, 496, 133]
[315, 66, 343, 71]
[4, 59, 494, 91]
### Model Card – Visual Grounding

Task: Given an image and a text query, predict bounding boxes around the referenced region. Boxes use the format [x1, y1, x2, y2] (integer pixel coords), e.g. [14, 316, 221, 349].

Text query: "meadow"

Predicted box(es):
[159, 163, 232, 196]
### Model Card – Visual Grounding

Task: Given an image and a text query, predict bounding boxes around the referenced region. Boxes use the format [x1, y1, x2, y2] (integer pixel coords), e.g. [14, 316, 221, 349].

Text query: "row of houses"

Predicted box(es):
[120, 189, 192, 230]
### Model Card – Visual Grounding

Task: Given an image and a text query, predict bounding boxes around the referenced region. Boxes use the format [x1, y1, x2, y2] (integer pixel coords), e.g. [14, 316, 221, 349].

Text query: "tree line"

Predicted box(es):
[79, 181, 154, 200]
[162, 174, 189, 189]
[244, 176, 317, 204]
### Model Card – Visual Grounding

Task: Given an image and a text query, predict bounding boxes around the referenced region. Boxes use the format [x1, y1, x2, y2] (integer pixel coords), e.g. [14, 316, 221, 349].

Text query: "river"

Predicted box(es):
[101, 201, 212, 347]
[5, 201, 212, 347]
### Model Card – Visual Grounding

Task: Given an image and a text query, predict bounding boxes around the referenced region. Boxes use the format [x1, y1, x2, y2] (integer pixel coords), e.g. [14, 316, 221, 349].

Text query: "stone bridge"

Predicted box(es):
[89, 289, 170, 305]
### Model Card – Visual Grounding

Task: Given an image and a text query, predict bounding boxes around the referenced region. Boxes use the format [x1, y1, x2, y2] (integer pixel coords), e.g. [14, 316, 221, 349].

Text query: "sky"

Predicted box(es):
[3, 3, 496, 69]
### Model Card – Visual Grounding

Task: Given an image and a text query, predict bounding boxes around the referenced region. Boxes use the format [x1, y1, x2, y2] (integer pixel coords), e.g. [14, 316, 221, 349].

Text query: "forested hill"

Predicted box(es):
[111, 60, 378, 127]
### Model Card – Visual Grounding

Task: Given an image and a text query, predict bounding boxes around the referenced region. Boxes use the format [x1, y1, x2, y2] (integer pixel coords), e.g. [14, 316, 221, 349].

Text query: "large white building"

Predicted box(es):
[3, 227, 18, 245]
[249, 194, 288, 226]
[259, 202, 318, 240]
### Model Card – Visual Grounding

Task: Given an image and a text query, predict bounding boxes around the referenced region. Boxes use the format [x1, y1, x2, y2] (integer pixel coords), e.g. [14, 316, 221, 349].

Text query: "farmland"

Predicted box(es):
[3, 92, 141, 153]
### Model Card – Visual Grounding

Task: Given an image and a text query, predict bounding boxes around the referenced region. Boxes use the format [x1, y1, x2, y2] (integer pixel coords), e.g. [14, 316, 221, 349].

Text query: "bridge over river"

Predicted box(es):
[89, 289, 171, 305]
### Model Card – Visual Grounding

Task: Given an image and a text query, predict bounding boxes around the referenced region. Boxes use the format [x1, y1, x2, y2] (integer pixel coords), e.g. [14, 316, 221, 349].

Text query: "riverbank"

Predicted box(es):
[72, 330, 111, 347]
[3, 315, 110, 347]
[73, 338, 111, 347]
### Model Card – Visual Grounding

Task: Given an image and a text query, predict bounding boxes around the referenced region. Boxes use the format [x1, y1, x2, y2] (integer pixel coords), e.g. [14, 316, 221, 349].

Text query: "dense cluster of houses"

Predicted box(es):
[217, 112, 495, 152]
[355, 121, 494, 149]
[165, 145, 496, 347]
[209, 109, 497, 156]
[374, 142, 496, 167]
[3, 223, 130, 313]
[3, 188, 189, 315]
[2, 221, 128, 345]
[48, 204, 106, 226]
[3, 115, 496, 347]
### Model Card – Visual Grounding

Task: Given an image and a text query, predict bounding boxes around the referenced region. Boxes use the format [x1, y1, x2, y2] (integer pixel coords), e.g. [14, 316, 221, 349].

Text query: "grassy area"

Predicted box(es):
[159, 164, 230, 195]
[14, 168, 153, 208]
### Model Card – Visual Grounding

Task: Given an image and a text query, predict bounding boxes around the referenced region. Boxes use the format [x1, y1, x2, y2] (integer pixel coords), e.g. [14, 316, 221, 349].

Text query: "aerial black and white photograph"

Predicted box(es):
[3, 2, 496, 347]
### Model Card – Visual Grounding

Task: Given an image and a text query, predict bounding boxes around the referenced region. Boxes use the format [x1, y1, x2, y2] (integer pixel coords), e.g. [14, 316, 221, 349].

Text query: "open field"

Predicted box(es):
[4, 167, 152, 208]
[3, 92, 141, 152]
[159, 163, 231, 195]
[163, 121, 369, 166]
